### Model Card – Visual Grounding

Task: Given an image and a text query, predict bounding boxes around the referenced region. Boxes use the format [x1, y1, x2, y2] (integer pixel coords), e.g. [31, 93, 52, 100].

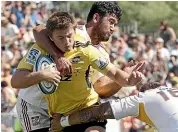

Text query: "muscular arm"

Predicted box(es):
[106, 67, 131, 87]
[33, 25, 62, 58]
[69, 102, 114, 125]
[11, 69, 45, 89]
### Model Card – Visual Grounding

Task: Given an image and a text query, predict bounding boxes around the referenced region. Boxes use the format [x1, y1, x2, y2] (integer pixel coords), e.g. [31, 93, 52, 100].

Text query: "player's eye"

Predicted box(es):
[58, 36, 64, 39]
[109, 20, 115, 25]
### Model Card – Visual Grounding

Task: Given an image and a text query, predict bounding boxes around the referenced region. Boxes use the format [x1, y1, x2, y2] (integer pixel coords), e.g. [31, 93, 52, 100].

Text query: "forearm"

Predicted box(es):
[68, 102, 114, 126]
[11, 70, 45, 88]
[107, 68, 130, 87]
[94, 76, 122, 98]
[33, 25, 62, 58]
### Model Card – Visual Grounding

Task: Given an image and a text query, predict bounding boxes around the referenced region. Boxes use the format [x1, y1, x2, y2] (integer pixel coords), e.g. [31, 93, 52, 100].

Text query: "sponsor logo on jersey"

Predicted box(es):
[31, 115, 40, 126]
[25, 48, 41, 65]
[94, 57, 109, 70]
[72, 56, 82, 63]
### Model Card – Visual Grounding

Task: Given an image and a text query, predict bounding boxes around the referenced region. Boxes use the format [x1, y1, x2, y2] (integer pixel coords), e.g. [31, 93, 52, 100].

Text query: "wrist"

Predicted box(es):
[37, 71, 47, 81]
[126, 78, 134, 87]
[60, 116, 70, 128]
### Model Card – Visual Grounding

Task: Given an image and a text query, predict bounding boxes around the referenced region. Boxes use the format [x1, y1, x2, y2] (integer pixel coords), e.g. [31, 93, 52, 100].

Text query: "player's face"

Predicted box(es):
[51, 27, 75, 53]
[95, 14, 118, 42]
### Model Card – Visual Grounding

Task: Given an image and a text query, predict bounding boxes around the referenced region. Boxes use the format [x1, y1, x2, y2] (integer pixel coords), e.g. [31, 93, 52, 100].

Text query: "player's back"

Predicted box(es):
[138, 87, 178, 131]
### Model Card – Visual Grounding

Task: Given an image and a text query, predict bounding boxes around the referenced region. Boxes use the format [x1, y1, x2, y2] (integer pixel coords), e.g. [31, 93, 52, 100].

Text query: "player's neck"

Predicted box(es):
[86, 23, 100, 45]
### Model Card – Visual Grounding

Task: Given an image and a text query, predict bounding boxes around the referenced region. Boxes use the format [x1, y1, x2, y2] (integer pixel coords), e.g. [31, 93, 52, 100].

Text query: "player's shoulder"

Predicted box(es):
[20, 43, 47, 65]
[27, 43, 44, 54]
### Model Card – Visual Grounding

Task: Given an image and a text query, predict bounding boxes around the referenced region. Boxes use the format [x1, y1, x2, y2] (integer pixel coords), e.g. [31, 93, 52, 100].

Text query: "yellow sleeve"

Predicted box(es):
[17, 44, 42, 71]
[87, 45, 114, 75]
[74, 33, 86, 43]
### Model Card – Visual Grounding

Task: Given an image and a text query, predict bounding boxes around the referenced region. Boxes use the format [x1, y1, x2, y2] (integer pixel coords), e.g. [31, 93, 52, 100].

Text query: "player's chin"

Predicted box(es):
[101, 35, 110, 42]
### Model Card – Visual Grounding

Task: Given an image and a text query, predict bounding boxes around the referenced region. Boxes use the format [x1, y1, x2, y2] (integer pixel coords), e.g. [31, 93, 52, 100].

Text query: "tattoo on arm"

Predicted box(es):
[78, 102, 114, 124]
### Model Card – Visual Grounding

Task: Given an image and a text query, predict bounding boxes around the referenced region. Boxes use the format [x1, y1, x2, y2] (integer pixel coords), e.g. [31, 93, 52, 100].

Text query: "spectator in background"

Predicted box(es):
[121, 32, 129, 43]
[37, 4, 48, 25]
[23, 5, 37, 28]
[1, 81, 17, 111]
[145, 34, 153, 44]
[1, 17, 21, 46]
[30, 2, 38, 26]
[109, 34, 120, 53]
[152, 49, 168, 73]
[171, 38, 178, 57]
[159, 20, 176, 50]
[154, 37, 170, 60]
[2, 64, 13, 88]
[8, 44, 22, 68]
[50, 8, 57, 14]
[74, 12, 86, 25]
[144, 41, 155, 61]
[13, 1, 24, 28]
[136, 34, 146, 54]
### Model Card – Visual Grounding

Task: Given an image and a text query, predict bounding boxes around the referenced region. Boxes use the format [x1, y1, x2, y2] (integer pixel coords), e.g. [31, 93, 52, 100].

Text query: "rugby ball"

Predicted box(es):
[34, 55, 57, 94]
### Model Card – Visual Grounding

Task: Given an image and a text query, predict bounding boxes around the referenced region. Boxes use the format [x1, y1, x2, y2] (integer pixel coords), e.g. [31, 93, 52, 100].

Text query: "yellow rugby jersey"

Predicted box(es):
[90, 43, 110, 84]
[110, 86, 178, 131]
[15, 31, 92, 109]
[17, 42, 113, 115]
[45, 44, 114, 116]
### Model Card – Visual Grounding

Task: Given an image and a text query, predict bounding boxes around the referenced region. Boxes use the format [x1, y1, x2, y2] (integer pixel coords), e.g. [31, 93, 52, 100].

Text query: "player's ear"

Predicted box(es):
[93, 13, 100, 24]
[49, 35, 53, 41]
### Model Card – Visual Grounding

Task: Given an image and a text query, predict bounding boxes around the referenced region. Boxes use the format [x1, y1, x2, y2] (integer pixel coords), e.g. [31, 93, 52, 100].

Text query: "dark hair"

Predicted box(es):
[87, 2, 122, 23]
[46, 12, 77, 36]
[139, 82, 161, 92]
[160, 20, 168, 28]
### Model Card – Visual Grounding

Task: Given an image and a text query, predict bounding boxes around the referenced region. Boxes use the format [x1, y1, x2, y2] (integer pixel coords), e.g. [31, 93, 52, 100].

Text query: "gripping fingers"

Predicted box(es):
[68, 61, 73, 74]
[53, 81, 59, 87]
[55, 75, 61, 81]
[54, 77, 60, 84]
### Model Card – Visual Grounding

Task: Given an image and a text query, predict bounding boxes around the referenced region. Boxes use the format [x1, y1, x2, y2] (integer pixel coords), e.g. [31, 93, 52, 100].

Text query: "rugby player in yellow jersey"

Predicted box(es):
[12, 12, 144, 132]
[33, 2, 145, 99]
[52, 82, 178, 132]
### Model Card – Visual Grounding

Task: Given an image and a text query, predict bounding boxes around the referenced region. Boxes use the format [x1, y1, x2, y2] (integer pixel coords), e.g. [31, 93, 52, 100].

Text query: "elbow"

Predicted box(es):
[11, 76, 19, 89]
[11, 75, 24, 89]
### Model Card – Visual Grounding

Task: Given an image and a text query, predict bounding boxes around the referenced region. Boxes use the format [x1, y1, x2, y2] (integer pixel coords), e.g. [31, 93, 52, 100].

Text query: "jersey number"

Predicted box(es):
[157, 89, 178, 101]
[61, 75, 72, 81]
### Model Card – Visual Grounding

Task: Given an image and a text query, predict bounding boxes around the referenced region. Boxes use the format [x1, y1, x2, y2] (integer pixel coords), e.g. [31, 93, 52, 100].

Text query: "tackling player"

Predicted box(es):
[12, 12, 144, 132]
[52, 82, 178, 132]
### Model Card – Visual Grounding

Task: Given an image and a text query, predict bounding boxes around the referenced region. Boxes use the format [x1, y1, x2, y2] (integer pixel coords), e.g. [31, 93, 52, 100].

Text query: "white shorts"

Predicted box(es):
[16, 97, 50, 132]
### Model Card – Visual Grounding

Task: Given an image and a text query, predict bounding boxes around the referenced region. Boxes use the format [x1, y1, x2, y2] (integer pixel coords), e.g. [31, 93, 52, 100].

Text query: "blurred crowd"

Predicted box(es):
[1, 1, 178, 132]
